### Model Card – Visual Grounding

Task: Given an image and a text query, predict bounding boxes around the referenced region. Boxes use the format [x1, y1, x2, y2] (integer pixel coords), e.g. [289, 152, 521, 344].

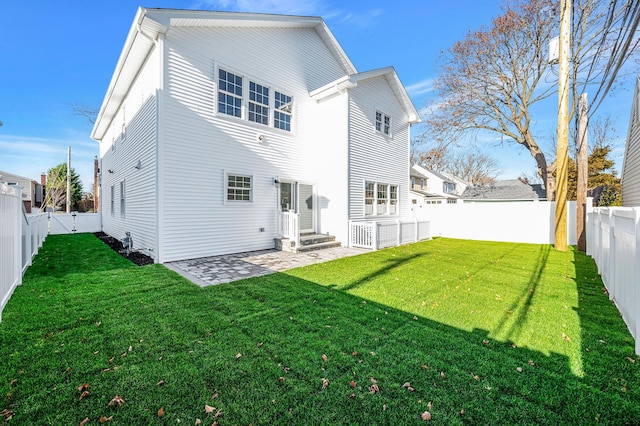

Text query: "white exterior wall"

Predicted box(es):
[158, 26, 350, 262]
[100, 47, 160, 258]
[623, 83, 640, 206]
[348, 77, 411, 221]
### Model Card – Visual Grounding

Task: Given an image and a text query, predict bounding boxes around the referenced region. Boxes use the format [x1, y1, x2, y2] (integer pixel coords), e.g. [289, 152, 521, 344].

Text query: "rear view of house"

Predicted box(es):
[92, 8, 421, 263]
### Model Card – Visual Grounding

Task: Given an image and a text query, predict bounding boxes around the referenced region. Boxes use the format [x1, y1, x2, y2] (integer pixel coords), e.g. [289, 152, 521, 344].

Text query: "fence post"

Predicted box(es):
[635, 208, 640, 355]
[373, 222, 378, 250]
[415, 218, 418, 242]
[15, 187, 23, 287]
[608, 209, 616, 301]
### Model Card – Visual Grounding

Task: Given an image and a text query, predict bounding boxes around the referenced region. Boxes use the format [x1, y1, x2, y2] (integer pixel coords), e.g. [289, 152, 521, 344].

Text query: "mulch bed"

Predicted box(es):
[94, 231, 154, 266]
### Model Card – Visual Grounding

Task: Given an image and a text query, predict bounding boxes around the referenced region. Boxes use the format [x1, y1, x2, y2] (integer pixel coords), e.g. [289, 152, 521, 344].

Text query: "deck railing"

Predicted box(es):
[349, 219, 431, 250]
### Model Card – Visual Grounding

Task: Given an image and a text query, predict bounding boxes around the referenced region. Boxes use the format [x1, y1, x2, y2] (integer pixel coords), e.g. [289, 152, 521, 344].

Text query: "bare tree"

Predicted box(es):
[70, 103, 99, 124]
[423, 0, 640, 200]
[446, 152, 502, 186]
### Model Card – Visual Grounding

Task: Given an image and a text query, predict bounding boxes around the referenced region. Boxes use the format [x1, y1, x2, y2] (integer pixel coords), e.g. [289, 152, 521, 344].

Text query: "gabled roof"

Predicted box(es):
[91, 7, 358, 141]
[310, 67, 421, 124]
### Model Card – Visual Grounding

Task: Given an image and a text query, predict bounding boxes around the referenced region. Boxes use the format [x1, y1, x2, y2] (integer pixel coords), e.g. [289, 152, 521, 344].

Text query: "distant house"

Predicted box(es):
[461, 179, 546, 201]
[91, 8, 421, 263]
[622, 75, 640, 206]
[0, 170, 44, 213]
[410, 165, 468, 204]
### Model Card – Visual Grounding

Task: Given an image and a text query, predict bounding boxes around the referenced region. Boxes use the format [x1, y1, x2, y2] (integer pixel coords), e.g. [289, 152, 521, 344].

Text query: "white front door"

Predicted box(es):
[280, 181, 314, 233]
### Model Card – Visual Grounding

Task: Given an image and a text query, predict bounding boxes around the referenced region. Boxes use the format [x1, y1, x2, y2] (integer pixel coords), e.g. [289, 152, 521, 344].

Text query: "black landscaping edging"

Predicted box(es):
[94, 231, 154, 266]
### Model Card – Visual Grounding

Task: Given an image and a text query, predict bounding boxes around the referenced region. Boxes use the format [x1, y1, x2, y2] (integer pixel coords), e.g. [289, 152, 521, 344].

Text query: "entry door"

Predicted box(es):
[280, 182, 314, 233]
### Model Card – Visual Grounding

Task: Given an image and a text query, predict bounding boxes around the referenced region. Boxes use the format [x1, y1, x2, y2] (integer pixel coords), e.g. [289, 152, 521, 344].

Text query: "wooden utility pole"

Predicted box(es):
[555, 0, 571, 251]
[577, 93, 588, 252]
[66, 146, 71, 214]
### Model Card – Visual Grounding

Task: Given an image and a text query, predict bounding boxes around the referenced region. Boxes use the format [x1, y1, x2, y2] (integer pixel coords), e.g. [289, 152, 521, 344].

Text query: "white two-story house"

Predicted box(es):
[91, 8, 422, 263]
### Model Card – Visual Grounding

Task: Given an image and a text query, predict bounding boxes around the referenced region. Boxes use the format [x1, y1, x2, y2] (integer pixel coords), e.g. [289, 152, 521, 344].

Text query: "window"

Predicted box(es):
[365, 181, 398, 216]
[375, 110, 391, 135]
[110, 185, 115, 215]
[218, 69, 243, 117]
[377, 184, 388, 215]
[120, 180, 125, 217]
[274, 91, 292, 131]
[227, 174, 252, 202]
[365, 181, 375, 215]
[249, 81, 269, 125]
[443, 181, 456, 194]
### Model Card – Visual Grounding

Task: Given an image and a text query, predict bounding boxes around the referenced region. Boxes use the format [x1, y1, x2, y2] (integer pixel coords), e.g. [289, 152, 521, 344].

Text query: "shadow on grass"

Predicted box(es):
[339, 253, 422, 292]
[493, 244, 551, 342]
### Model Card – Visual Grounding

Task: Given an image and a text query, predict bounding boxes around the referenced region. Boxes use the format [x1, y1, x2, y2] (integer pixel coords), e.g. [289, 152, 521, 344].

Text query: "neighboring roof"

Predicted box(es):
[462, 179, 546, 200]
[410, 166, 430, 179]
[310, 66, 421, 124]
[0, 170, 37, 183]
[412, 164, 454, 184]
[92, 7, 357, 141]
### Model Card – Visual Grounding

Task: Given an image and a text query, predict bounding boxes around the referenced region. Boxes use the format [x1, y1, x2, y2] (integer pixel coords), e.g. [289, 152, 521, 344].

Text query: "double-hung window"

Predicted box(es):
[365, 181, 375, 215]
[218, 69, 243, 117]
[110, 185, 115, 215]
[377, 184, 388, 215]
[274, 91, 292, 131]
[375, 110, 391, 135]
[248, 81, 269, 125]
[227, 174, 252, 202]
[120, 180, 125, 217]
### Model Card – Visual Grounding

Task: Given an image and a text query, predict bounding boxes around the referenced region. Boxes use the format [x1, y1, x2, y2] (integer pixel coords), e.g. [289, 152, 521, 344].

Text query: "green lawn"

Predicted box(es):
[1, 234, 638, 425]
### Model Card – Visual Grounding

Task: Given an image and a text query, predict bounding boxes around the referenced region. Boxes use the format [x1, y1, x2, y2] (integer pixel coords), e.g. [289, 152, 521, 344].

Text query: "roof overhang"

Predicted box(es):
[310, 66, 421, 124]
[91, 7, 357, 141]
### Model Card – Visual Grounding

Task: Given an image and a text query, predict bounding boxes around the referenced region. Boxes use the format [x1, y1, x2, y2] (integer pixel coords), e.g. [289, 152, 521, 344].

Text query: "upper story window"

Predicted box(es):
[375, 110, 391, 136]
[218, 69, 243, 117]
[443, 181, 456, 194]
[249, 82, 269, 125]
[216, 68, 293, 132]
[274, 91, 292, 131]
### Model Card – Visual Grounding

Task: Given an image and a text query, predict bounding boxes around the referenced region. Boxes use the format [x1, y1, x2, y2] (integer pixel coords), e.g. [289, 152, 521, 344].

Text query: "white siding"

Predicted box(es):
[158, 26, 350, 261]
[100, 47, 159, 259]
[347, 76, 411, 221]
[623, 82, 640, 206]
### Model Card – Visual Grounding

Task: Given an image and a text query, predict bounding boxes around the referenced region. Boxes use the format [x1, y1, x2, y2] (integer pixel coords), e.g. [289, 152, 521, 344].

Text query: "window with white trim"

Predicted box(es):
[365, 182, 399, 216]
[110, 185, 114, 215]
[248, 81, 269, 125]
[365, 181, 375, 215]
[227, 174, 252, 202]
[218, 69, 243, 117]
[375, 110, 391, 135]
[274, 91, 292, 131]
[120, 180, 125, 217]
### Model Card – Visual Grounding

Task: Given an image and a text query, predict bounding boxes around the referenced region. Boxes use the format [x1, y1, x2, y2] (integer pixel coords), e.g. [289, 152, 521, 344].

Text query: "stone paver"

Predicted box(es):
[164, 247, 368, 287]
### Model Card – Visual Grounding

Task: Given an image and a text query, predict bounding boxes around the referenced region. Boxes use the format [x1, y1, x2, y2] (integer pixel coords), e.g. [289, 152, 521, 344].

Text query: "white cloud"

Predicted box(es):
[406, 78, 435, 97]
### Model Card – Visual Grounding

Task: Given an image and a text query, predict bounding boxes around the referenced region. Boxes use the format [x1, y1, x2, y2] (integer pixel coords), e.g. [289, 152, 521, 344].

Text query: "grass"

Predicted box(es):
[0, 234, 638, 425]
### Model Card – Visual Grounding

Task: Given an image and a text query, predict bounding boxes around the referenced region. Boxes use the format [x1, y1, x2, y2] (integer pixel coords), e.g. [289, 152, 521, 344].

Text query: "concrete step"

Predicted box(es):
[295, 240, 342, 253]
[299, 234, 336, 246]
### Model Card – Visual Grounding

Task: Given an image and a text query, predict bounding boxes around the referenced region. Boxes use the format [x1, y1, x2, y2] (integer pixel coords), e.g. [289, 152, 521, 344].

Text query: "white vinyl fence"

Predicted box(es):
[587, 207, 640, 355]
[1, 183, 48, 322]
[416, 200, 583, 245]
[349, 219, 431, 249]
[49, 212, 101, 234]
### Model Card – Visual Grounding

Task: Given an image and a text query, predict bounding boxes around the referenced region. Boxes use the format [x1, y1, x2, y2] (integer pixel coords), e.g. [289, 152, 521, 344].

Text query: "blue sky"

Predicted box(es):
[0, 0, 633, 189]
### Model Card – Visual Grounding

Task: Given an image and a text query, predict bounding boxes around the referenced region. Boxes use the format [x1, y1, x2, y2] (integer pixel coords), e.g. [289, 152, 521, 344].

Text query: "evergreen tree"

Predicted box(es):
[45, 163, 83, 211]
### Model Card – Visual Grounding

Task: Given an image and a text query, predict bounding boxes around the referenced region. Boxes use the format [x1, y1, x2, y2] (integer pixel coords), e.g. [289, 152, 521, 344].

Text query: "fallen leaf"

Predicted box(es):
[383, 403, 387, 411]
[422, 365, 429, 370]
[562, 333, 571, 342]
[528, 360, 536, 366]
[413, 316, 418, 321]
[205, 405, 215, 415]
[195, 419, 202, 425]
[284, 367, 290, 373]
[350, 380, 357, 388]
[460, 408, 465, 415]
[321, 354, 328, 362]
[214, 409, 223, 419]
[440, 371, 445, 379]
[95, 322, 101, 326]
[517, 367, 523, 373]
[370, 377, 378, 384]
[157, 380, 165, 386]
[321, 378, 329, 389]
[9, 379, 17, 386]
[80, 417, 90, 426]
[472, 374, 479, 381]
[626, 357, 636, 363]
[212, 393, 219, 400]
[421, 411, 432, 421]
[78, 383, 90, 392]
[98, 416, 113, 423]
[158, 407, 165, 417]
[235, 353, 242, 359]
[427, 401, 432, 410]
[402, 382, 411, 388]
[64, 367, 72, 374]
[108, 395, 125, 407]
[79, 390, 90, 400]
[369, 384, 380, 394]
[128, 346, 133, 352]
[120, 352, 127, 358]
[93, 351, 100, 355]
[278, 376, 286, 382]
[482, 340, 490, 346]
[352, 351, 358, 356]
[349, 393, 356, 398]
[257, 342, 263, 347]
[109, 357, 114, 364]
